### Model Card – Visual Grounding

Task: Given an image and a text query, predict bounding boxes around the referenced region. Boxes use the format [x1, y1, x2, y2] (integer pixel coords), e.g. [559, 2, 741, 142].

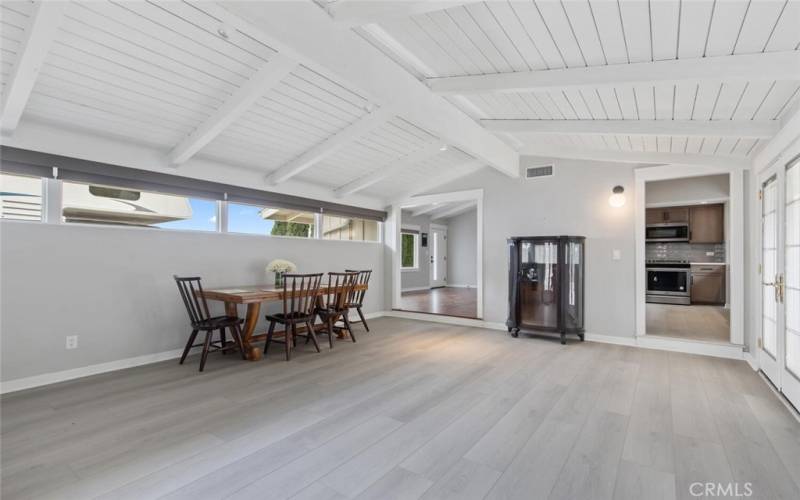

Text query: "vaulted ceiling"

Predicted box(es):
[1, 1, 798, 206]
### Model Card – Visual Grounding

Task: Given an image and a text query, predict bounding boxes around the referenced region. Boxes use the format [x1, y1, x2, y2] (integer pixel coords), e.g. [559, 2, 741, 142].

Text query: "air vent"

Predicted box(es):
[525, 164, 554, 179]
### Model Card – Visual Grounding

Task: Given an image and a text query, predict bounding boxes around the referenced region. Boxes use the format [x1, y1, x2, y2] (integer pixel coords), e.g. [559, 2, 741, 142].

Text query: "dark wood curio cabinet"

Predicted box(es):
[507, 236, 586, 344]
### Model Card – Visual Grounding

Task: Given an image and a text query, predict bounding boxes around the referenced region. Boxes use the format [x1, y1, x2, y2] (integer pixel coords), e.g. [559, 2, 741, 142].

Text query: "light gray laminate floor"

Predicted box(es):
[2, 318, 799, 500]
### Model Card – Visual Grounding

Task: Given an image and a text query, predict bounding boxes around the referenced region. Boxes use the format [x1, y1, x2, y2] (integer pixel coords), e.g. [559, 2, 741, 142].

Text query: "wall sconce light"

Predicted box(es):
[609, 185, 626, 207]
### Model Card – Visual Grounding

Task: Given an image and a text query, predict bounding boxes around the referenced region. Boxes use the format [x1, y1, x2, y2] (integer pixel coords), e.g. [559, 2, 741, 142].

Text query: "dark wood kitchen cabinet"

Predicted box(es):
[507, 236, 585, 344]
[691, 264, 725, 304]
[646, 206, 690, 224]
[689, 204, 724, 243]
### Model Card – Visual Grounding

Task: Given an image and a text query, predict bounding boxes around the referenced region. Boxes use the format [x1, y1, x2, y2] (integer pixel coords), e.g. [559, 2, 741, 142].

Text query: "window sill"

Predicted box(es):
[401, 267, 420, 272]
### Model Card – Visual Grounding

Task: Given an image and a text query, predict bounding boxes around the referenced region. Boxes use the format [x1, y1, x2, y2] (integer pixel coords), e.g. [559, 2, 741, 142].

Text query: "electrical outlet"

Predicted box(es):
[66, 335, 78, 350]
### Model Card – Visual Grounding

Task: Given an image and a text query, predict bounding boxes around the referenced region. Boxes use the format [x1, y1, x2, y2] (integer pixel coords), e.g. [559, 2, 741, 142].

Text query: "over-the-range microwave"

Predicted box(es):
[645, 223, 689, 242]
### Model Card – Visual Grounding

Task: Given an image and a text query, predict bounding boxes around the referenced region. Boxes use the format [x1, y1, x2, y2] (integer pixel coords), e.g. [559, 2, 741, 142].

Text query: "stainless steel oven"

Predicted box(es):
[645, 223, 689, 242]
[646, 263, 691, 305]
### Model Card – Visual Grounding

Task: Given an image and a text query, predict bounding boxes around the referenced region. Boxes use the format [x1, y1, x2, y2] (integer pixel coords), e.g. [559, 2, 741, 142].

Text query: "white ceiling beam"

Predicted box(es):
[411, 203, 446, 217]
[753, 99, 800, 169]
[482, 119, 778, 139]
[428, 51, 800, 95]
[430, 201, 476, 220]
[222, 1, 519, 178]
[168, 55, 296, 166]
[334, 142, 443, 198]
[0, 1, 66, 135]
[393, 159, 484, 203]
[519, 146, 751, 170]
[327, 1, 476, 27]
[266, 106, 394, 185]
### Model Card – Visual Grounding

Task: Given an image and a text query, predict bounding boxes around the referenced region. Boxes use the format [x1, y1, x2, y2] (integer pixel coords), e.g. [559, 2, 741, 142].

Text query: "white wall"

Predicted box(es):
[426, 158, 637, 336]
[443, 208, 477, 287]
[0, 221, 384, 382]
[400, 211, 432, 290]
[646, 174, 729, 205]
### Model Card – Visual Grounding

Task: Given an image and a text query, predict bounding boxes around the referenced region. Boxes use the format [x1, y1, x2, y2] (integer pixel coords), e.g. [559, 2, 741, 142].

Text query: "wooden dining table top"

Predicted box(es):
[198, 283, 368, 304]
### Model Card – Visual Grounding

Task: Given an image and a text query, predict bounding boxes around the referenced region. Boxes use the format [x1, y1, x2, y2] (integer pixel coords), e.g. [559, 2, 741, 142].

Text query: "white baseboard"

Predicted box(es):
[0, 348, 189, 395]
[446, 284, 477, 288]
[585, 334, 638, 347]
[401, 286, 430, 293]
[1, 310, 388, 395]
[634, 335, 744, 360]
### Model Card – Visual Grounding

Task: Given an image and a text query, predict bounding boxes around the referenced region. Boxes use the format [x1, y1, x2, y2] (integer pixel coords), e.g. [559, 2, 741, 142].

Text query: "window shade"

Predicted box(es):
[0, 146, 386, 221]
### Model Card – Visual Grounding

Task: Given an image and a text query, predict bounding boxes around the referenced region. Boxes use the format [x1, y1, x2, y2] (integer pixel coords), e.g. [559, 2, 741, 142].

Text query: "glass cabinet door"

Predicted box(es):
[563, 240, 584, 330]
[519, 240, 559, 328]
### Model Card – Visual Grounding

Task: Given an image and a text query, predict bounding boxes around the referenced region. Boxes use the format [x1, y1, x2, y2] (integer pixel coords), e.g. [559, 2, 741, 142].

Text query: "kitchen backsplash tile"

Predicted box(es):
[646, 242, 726, 262]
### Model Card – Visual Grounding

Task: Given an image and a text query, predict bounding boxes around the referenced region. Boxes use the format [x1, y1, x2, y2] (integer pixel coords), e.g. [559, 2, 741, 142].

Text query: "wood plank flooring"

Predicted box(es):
[2, 318, 799, 500]
[399, 287, 478, 318]
[646, 303, 730, 343]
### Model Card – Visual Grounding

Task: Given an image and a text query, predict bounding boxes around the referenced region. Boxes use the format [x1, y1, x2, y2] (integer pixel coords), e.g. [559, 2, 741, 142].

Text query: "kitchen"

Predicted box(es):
[645, 174, 730, 343]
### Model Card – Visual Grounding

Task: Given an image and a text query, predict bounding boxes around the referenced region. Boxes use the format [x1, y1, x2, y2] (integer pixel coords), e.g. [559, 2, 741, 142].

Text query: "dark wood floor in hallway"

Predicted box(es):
[2, 318, 799, 500]
[400, 287, 478, 318]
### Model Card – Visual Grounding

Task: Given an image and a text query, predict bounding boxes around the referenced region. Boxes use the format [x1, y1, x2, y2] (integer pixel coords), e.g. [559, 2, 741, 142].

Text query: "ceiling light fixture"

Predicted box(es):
[609, 185, 626, 208]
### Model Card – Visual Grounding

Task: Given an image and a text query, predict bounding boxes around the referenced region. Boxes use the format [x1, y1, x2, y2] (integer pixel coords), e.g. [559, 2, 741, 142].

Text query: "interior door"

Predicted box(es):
[430, 227, 447, 288]
[759, 156, 800, 410]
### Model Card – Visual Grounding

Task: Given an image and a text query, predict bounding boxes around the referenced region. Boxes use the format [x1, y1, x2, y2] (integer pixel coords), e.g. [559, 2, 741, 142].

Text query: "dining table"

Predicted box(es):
[197, 283, 368, 361]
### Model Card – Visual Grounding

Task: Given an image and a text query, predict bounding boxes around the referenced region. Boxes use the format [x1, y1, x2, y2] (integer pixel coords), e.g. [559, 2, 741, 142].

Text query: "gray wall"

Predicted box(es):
[427, 158, 637, 336]
[0, 221, 384, 382]
[400, 211, 433, 290]
[646, 174, 729, 205]
[444, 208, 477, 287]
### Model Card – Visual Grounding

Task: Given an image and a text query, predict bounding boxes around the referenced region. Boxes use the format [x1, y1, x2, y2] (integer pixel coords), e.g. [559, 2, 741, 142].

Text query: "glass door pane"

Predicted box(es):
[520, 240, 559, 328]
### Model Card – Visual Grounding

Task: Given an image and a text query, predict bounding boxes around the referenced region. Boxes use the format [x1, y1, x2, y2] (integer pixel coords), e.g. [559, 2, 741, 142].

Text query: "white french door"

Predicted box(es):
[430, 226, 447, 288]
[759, 156, 800, 410]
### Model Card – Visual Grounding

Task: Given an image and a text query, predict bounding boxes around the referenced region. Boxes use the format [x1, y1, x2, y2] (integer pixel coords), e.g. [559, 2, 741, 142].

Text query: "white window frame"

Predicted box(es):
[400, 230, 420, 271]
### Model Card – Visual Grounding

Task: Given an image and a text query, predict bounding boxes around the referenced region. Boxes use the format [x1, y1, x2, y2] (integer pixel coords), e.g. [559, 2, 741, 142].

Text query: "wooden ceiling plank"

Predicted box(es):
[1, 0, 66, 134]
[483, 119, 778, 139]
[266, 106, 395, 185]
[327, 1, 476, 28]
[733, 1, 786, 54]
[334, 142, 443, 197]
[168, 55, 296, 166]
[521, 145, 751, 169]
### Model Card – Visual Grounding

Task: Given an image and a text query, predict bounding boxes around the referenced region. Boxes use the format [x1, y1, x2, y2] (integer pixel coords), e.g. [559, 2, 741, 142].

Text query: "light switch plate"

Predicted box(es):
[612, 249, 621, 260]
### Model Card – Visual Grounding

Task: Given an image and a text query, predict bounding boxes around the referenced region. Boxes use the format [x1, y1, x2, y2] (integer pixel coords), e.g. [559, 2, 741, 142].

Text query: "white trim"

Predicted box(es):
[401, 286, 430, 292]
[446, 284, 477, 288]
[1, 311, 386, 394]
[635, 165, 745, 347]
[634, 335, 743, 360]
[744, 351, 759, 371]
[428, 51, 800, 95]
[646, 197, 729, 208]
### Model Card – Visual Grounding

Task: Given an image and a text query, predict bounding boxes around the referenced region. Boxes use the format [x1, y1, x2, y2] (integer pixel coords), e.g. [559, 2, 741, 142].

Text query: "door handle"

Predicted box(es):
[777, 274, 785, 303]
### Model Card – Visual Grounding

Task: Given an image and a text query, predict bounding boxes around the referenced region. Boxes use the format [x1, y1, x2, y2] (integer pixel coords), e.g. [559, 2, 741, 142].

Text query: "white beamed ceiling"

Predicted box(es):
[365, 0, 800, 160]
[2, 0, 799, 205]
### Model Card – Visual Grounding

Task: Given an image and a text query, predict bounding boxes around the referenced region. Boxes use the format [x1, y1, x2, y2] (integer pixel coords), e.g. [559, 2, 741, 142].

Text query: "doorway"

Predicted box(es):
[635, 165, 744, 347]
[758, 155, 800, 410]
[430, 224, 447, 288]
[390, 189, 483, 320]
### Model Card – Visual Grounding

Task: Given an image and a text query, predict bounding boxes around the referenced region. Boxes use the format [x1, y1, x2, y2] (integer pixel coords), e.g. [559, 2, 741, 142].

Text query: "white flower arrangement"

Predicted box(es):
[266, 259, 297, 274]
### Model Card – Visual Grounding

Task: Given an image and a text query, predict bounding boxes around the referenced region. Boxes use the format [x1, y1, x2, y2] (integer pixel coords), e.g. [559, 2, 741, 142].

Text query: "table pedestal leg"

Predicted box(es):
[226, 302, 262, 361]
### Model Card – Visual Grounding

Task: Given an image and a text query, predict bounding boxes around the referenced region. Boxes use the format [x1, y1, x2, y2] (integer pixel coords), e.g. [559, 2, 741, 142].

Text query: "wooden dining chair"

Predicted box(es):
[173, 276, 246, 372]
[315, 272, 359, 347]
[344, 269, 372, 332]
[264, 273, 324, 361]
